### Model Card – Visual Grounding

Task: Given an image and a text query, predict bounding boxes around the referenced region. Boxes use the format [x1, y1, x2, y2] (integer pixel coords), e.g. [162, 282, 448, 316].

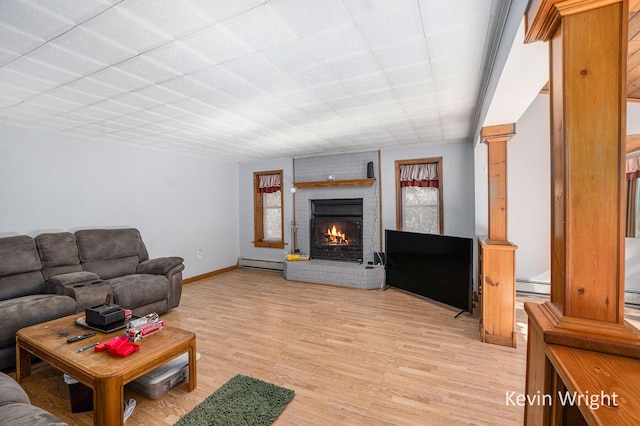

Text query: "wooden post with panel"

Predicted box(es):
[478, 123, 518, 348]
[523, 0, 640, 424]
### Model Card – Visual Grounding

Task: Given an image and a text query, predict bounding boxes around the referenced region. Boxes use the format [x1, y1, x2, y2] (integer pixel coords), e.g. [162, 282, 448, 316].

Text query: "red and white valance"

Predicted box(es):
[399, 163, 439, 188]
[259, 174, 281, 193]
[627, 156, 640, 180]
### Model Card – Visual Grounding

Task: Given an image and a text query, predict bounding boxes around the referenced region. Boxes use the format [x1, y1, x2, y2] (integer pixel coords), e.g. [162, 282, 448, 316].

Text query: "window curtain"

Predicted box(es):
[399, 163, 439, 188]
[259, 174, 281, 193]
[627, 157, 640, 237]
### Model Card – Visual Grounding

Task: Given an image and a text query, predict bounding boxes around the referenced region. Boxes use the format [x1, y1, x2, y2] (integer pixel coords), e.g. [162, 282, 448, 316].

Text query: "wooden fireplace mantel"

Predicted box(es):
[293, 178, 375, 189]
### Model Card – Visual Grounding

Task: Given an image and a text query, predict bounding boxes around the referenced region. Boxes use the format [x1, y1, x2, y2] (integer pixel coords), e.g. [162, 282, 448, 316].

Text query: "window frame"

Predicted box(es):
[395, 157, 444, 235]
[253, 170, 285, 249]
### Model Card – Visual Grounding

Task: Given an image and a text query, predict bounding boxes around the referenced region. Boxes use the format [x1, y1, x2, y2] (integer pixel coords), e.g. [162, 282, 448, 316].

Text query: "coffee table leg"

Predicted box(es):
[188, 338, 197, 391]
[15, 342, 31, 383]
[94, 376, 124, 426]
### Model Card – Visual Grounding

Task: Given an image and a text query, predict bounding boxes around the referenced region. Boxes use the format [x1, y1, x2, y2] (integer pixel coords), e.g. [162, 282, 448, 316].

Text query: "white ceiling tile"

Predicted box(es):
[419, 0, 493, 33]
[190, 68, 261, 100]
[342, 72, 390, 95]
[307, 83, 350, 101]
[25, 94, 83, 112]
[0, 81, 38, 102]
[159, 76, 215, 98]
[0, 23, 44, 55]
[118, 0, 210, 39]
[373, 38, 429, 70]
[34, 0, 112, 23]
[0, 47, 20, 67]
[65, 76, 124, 98]
[114, 56, 181, 84]
[269, 0, 352, 38]
[111, 92, 163, 110]
[90, 99, 141, 116]
[145, 42, 211, 74]
[302, 24, 368, 62]
[4, 57, 79, 85]
[0, 0, 73, 40]
[8, 100, 66, 116]
[0, 68, 58, 92]
[342, 0, 414, 19]
[71, 105, 120, 121]
[90, 67, 151, 92]
[178, 26, 252, 65]
[47, 84, 105, 104]
[51, 27, 135, 66]
[288, 64, 339, 88]
[219, 4, 298, 51]
[384, 62, 431, 87]
[187, 0, 264, 23]
[28, 44, 105, 75]
[259, 40, 320, 73]
[355, 2, 424, 49]
[87, 6, 171, 53]
[326, 52, 381, 80]
[133, 85, 185, 104]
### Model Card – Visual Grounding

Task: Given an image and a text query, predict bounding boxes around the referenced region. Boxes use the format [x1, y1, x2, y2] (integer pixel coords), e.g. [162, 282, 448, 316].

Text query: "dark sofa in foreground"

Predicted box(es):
[0, 228, 184, 370]
[0, 371, 66, 425]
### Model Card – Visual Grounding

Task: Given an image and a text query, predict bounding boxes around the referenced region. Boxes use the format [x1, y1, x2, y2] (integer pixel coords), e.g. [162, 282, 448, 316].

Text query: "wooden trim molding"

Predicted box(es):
[293, 178, 374, 188]
[183, 264, 238, 284]
[253, 169, 285, 249]
[628, 134, 640, 153]
[394, 157, 444, 234]
[525, 0, 622, 43]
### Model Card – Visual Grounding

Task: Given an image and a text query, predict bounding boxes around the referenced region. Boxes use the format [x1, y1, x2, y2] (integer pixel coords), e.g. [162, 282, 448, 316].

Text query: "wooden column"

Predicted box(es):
[523, 0, 640, 423]
[478, 124, 518, 347]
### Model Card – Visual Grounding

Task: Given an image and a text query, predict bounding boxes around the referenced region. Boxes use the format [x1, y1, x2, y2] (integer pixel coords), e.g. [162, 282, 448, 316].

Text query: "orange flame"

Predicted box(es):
[327, 225, 348, 244]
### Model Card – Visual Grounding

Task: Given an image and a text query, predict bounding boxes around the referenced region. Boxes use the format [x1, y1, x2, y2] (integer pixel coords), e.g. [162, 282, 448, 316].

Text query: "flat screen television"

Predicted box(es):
[384, 229, 473, 314]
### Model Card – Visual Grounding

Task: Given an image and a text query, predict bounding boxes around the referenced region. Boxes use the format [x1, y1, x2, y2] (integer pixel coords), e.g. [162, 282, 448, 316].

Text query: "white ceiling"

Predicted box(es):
[0, 0, 508, 162]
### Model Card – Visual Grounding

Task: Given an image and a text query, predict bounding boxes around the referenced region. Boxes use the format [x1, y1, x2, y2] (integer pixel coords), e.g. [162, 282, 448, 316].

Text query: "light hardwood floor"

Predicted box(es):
[11, 269, 640, 425]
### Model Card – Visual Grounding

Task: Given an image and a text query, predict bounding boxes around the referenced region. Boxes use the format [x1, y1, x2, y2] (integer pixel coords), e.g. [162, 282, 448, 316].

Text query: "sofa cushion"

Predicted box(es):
[36, 232, 83, 280]
[81, 257, 139, 280]
[0, 272, 46, 302]
[0, 294, 77, 348]
[109, 274, 169, 309]
[75, 228, 143, 261]
[0, 236, 41, 277]
[0, 372, 30, 405]
[0, 403, 67, 426]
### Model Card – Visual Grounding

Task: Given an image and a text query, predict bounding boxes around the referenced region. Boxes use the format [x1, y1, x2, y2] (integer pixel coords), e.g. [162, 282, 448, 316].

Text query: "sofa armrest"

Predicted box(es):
[48, 271, 101, 289]
[136, 257, 184, 275]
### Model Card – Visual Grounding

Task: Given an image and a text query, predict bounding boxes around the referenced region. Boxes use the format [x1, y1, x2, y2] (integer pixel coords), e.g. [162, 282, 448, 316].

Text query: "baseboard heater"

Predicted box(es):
[516, 281, 640, 307]
[238, 258, 284, 272]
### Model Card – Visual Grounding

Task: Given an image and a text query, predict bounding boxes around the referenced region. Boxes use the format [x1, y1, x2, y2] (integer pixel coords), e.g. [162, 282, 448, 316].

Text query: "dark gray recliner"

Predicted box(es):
[40, 228, 184, 317]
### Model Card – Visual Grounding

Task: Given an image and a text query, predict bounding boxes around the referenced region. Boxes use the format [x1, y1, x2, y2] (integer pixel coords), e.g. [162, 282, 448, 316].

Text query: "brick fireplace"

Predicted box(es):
[283, 151, 383, 289]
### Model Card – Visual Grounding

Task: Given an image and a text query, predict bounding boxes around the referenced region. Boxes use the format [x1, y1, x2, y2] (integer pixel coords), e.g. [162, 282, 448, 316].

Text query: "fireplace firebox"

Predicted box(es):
[310, 199, 363, 263]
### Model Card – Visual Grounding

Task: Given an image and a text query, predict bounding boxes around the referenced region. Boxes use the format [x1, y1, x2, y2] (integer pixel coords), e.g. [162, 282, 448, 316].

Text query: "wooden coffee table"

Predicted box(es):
[16, 314, 197, 426]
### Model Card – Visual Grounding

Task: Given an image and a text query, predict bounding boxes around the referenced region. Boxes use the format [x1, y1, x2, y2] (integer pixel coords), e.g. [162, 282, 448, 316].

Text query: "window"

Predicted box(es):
[254, 170, 284, 248]
[395, 158, 443, 234]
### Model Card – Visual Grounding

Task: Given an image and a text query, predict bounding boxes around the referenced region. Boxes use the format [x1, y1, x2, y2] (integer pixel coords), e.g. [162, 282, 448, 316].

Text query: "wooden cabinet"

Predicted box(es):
[478, 236, 517, 348]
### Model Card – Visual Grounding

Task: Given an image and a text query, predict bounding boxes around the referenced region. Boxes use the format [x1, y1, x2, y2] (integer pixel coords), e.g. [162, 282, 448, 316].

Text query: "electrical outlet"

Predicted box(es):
[197, 249, 203, 258]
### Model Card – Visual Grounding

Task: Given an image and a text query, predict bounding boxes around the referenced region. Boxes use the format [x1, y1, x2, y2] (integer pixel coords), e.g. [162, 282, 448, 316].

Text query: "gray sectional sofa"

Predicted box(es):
[0, 228, 184, 370]
[0, 371, 66, 425]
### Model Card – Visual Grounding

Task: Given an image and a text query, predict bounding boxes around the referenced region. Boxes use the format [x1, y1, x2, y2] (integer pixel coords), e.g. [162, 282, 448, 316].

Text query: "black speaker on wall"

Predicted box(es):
[367, 161, 374, 178]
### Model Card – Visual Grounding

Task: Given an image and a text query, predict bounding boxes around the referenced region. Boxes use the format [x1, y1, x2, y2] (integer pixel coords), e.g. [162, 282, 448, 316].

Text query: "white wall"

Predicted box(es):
[475, 94, 640, 291]
[0, 124, 239, 279]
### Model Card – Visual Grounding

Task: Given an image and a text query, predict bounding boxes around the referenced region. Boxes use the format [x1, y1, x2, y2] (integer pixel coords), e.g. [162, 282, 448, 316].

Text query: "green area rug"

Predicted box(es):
[175, 374, 295, 426]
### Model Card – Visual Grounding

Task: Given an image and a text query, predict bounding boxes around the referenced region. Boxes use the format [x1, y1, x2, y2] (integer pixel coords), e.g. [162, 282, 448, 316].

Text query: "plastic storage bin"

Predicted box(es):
[126, 352, 200, 399]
